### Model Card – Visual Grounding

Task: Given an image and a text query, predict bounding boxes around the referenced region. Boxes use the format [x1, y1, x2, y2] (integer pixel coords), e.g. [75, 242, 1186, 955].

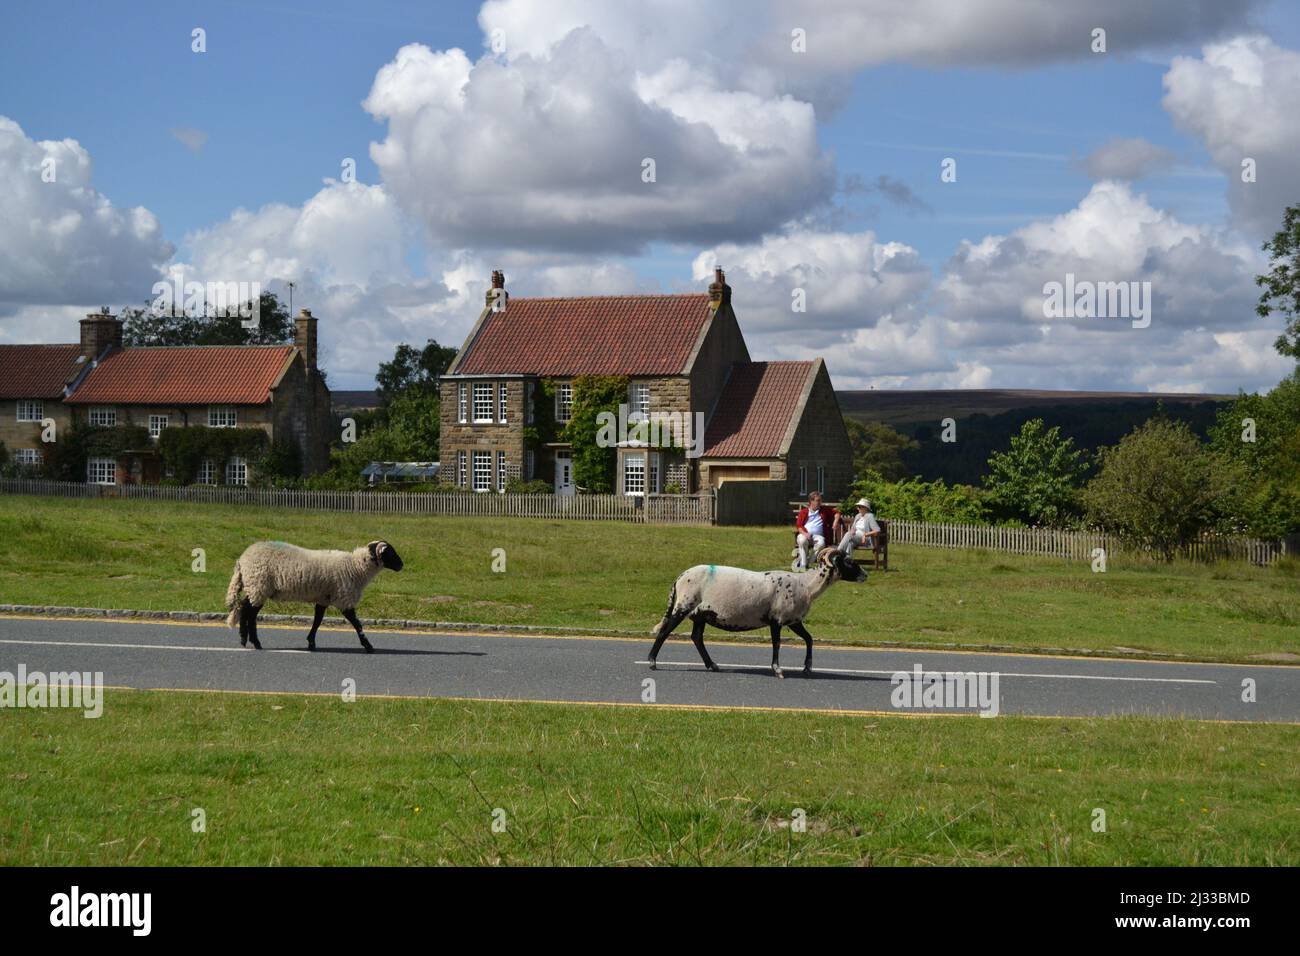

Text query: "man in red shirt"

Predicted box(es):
[794, 490, 838, 570]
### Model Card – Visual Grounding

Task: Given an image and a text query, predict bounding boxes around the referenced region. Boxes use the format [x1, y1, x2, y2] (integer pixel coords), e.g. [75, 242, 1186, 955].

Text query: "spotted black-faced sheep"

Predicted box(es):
[648, 548, 866, 677]
[224, 540, 404, 652]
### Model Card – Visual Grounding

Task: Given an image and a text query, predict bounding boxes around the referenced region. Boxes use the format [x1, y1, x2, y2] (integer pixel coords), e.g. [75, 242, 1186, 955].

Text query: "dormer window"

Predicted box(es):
[208, 406, 237, 428]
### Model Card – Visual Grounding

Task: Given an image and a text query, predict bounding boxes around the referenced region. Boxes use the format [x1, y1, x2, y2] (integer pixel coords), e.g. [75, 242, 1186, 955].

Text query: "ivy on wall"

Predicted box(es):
[565, 375, 628, 493]
[43, 425, 151, 481]
[158, 426, 270, 484]
[522, 379, 557, 448]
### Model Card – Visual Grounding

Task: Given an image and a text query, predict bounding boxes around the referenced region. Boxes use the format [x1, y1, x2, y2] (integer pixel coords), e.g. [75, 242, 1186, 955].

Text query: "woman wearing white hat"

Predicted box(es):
[838, 498, 881, 559]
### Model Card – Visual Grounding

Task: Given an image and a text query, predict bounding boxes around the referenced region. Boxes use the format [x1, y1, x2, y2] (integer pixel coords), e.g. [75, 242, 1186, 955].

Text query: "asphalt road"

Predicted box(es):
[1, 615, 1296, 723]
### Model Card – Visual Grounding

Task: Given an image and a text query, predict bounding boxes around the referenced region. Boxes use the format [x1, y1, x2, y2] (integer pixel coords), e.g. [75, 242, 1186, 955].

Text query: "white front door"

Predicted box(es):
[555, 450, 575, 496]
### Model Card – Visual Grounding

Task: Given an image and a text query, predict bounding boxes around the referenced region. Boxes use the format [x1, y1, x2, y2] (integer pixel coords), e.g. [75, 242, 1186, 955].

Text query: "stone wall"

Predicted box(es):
[0, 399, 72, 465]
[781, 362, 854, 500]
[439, 378, 527, 487]
[269, 353, 333, 475]
[688, 304, 749, 430]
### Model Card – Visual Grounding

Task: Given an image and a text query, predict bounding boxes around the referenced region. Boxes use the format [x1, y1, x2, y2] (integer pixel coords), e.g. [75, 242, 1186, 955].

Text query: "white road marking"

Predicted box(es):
[637, 660, 1217, 684]
[0, 638, 309, 654]
[0, 637, 1217, 683]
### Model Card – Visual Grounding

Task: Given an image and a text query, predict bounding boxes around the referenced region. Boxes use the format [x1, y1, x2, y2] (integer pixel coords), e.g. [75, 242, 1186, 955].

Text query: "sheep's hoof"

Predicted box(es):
[361, 640, 374, 653]
[706, 662, 720, 673]
[772, 667, 785, 679]
[648, 659, 657, 670]
[803, 665, 813, 676]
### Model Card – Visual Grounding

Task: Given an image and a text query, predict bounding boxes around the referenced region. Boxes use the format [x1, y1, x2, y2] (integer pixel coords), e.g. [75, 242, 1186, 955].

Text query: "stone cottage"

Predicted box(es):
[438, 270, 853, 499]
[0, 308, 332, 484]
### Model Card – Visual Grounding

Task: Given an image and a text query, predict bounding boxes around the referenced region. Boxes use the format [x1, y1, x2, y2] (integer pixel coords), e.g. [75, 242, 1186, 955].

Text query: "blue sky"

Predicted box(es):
[3, 0, 1299, 392]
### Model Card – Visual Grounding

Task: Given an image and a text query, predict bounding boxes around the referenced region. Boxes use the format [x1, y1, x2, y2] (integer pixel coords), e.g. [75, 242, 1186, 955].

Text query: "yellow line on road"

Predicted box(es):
[90, 684, 1300, 726]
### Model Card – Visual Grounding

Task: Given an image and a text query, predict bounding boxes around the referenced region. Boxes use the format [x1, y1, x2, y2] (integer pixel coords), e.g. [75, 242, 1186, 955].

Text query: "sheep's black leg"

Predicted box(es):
[790, 621, 814, 674]
[306, 604, 326, 650]
[769, 621, 784, 679]
[342, 608, 373, 653]
[247, 603, 263, 650]
[648, 609, 689, 670]
[689, 617, 719, 672]
[238, 598, 252, 646]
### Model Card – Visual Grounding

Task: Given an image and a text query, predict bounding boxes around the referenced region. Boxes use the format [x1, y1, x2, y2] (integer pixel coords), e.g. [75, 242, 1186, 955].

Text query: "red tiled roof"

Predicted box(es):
[0, 344, 83, 399]
[454, 294, 713, 376]
[703, 361, 816, 458]
[65, 346, 295, 406]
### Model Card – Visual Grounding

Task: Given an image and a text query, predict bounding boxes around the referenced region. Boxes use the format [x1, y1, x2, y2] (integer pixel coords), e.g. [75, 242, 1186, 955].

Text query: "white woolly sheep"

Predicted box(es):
[224, 540, 404, 652]
[648, 547, 866, 677]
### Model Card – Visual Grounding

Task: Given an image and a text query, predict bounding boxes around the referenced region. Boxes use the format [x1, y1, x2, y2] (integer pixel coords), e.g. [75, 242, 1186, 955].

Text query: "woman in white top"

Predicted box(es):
[838, 498, 881, 557]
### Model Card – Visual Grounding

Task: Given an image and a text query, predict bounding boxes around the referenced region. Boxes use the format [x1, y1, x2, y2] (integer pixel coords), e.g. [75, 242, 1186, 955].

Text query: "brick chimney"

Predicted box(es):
[294, 308, 318, 370]
[485, 269, 507, 311]
[707, 267, 730, 311]
[79, 308, 122, 360]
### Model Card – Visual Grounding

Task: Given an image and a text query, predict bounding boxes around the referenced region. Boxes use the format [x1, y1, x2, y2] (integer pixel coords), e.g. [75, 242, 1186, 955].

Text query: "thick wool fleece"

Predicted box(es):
[652, 549, 840, 634]
[225, 542, 383, 627]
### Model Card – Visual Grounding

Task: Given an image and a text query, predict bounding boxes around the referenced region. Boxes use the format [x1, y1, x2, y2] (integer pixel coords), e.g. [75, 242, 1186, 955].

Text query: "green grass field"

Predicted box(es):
[2, 690, 1296, 866]
[0, 496, 1296, 662]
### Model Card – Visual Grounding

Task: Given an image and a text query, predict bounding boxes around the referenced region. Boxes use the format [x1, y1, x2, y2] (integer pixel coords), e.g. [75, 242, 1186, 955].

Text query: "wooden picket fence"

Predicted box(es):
[2, 478, 1290, 559]
[885, 518, 1291, 565]
[0, 478, 715, 525]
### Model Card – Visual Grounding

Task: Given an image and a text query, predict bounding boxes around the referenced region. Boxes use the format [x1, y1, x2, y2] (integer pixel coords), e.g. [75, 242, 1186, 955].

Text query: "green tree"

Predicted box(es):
[121, 291, 295, 346]
[1207, 371, 1300, 538]
[983, 418, 1089, 527]
[1256, 203, 1300, 361]
[845, 419, 918, 482]
[1082, 419, 1225, 560]
[375, 340, 458, 404]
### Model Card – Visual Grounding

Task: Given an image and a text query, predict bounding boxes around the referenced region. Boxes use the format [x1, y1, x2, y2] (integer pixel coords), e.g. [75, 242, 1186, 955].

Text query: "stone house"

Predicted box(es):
[0, 308, 332, 485]
[438, 270, 854, 499]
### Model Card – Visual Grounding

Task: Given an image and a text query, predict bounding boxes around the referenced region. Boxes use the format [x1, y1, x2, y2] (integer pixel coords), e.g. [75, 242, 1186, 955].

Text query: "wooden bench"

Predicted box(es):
[790, 506, 889, 572]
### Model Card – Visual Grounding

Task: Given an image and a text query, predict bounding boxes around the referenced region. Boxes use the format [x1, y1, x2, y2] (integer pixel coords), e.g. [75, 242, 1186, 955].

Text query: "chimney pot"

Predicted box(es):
[707, 267, 731, 311]
[486, 270, 508, 309]
[79, 309, 122, 360]
[294, 308, 318, 370]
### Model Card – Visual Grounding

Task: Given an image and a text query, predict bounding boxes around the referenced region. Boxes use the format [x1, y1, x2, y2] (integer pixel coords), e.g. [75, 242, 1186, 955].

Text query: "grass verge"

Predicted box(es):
[2, 689, 1296, 865]
[0, 495, 1297, 662]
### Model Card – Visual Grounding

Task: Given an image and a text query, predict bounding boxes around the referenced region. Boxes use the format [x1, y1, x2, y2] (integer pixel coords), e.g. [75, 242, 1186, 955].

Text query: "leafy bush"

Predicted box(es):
[252, 437, 303, 487]
[157, 426, 269, 485]
[846, 471, 990, 524]
[43, 424, 151, 482]
[1083, 418, 1226, 560]
[504, 478, 554, 494]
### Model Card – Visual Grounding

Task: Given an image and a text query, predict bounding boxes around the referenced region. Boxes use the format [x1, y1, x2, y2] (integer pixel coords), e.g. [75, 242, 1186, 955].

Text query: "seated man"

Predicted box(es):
[839, 498, 882, 559]
[793, 491, 838, 570]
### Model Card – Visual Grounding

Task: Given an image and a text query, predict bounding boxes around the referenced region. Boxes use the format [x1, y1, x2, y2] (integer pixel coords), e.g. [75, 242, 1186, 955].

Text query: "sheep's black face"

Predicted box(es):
[369, 541, 404, 571]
